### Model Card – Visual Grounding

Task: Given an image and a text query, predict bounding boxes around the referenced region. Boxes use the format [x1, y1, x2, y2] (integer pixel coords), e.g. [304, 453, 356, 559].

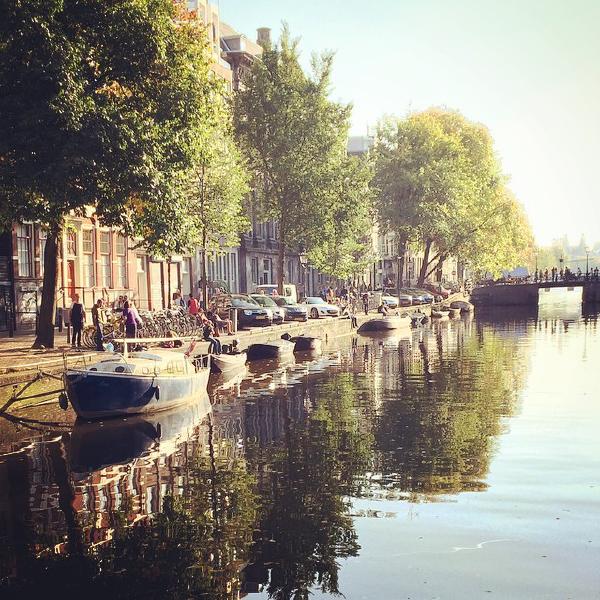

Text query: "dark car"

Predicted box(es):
[250, 294, 285, 324]
[274, 296, 309, 322]
[229, 295, 273, 327]
[424, 283, 450, 300]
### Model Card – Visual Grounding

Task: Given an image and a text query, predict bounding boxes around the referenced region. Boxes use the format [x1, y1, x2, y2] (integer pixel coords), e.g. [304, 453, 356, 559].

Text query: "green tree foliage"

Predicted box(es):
[307, 155, 374, 280]
[0, 0, 219, 346]
[234, 25, 361, 292]
[374, 109, 534, 283]
[183, 114, 250, 305]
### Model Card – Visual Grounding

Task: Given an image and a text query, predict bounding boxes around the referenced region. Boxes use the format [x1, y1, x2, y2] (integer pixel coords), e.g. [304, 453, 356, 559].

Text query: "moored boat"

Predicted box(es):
[247, 339, 296, 360]
[211, 350, 247, 373]
[292, 335, 323, 352]
[450, 300, 474, 313]
[63, 350, 210, 420]
[358, 314, 412, 333]
[431, 309, 450, 320]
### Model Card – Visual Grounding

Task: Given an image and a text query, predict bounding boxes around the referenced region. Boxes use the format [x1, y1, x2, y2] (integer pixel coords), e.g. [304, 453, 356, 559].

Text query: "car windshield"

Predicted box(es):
[275, 297, 294, 306]
[306, 297, 325, 304]
[231, 296, 259, 308]
[252, 295, 277, 307]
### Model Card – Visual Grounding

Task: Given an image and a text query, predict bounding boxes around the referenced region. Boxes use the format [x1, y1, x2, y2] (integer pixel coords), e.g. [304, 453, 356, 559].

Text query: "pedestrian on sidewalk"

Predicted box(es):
[91, 299, 106, 351]
[70, 294, 85, 349]
[361, 292, 370, 315]
[188, 294, 199, 315]
[123, 300, 143, 339]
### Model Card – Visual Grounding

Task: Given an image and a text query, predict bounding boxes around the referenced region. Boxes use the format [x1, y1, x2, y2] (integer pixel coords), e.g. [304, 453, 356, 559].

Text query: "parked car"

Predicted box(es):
[303, 296, 340, 319]
[424, 283, 450, 299]
[250, 294, 285, 324]
[408, 288, 435, 304]
[254, 284, 298, 304]
[228, 294, 273, 327]
[401, 288, 427, 305]
[273, 296, 309, 322]
[382, 288, 413, 308]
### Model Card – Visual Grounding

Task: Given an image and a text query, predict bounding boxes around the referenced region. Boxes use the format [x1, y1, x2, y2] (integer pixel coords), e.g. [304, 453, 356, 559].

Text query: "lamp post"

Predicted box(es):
[299, 251, 308, 296]
[585, 246, 590, 279]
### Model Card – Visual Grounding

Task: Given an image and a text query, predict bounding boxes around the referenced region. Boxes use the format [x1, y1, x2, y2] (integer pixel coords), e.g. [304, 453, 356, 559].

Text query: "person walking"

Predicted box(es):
[188, 294, 199, 316]
[362, 291, 370, 315]
[70, 294, 85, 349]
[91, 299, 106, 351]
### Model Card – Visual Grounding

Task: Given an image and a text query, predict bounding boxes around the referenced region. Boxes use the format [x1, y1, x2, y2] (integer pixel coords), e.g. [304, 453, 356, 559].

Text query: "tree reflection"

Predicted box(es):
[245, 373, 373, 600]
[374, 324, 528, 497]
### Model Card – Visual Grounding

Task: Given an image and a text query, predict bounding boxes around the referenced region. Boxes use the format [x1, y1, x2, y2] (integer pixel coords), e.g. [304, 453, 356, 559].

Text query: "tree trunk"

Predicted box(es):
[277, 224, 285, 295]
[201, 231, 208, 309]
[33, 222, 61, 349]
[397, 237, 407, 289]
[417, 239, 433, 285]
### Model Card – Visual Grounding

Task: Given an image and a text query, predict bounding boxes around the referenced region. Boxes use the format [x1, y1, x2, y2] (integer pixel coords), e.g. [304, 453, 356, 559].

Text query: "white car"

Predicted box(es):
[304, 296, 340, 319]
[382, 288, 412, 308]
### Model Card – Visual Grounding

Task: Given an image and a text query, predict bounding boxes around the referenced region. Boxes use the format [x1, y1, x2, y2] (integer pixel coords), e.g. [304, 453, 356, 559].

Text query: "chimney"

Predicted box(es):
[256, 27, 271, 46]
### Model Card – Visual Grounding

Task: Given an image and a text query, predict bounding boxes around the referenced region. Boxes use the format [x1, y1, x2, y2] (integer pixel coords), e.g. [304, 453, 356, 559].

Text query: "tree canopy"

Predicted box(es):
[234, 25, 367, 290]
[0, 0, 221, 345]
[373, 108, 533, 282]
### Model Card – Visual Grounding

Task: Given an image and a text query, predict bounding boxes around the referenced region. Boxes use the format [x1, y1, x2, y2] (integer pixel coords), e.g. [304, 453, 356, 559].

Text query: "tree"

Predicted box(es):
[373, 109, 533, 284]
[0, 0, 219, 347]
[184, 118, 250, 306]
[234, 25, 352, 293]
[307, 155, 374, 281]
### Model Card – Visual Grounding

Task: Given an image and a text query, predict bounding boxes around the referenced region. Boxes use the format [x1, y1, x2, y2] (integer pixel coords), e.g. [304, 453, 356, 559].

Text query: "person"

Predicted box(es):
[378, 303, 389, 317]
[123, 300, 143, 339]
[544, 268, 549, 282]
[70, 294, 85, 349]
[202, 319, 221, 355]
[188, 294, 199, 316]
[559, 267, 564, 280]
[326, 287, 334, 304]
[534, 269, 539, 282]
[362, 291, 370, 315]
[91, 299, 106, 351]
[207, 310, 233, 335]
[347, 301, 358, 329]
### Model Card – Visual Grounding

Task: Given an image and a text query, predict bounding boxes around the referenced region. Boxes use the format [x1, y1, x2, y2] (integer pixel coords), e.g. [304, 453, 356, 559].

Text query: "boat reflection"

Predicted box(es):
[69, 392, 211, 474]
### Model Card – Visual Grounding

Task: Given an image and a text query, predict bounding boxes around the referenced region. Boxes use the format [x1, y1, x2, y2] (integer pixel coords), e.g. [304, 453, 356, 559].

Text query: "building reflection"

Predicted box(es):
[0, 315, 537, 598]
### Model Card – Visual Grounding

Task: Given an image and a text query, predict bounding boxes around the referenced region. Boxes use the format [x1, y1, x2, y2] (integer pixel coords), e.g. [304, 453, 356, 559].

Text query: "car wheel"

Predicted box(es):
[311, 308, 319, 319]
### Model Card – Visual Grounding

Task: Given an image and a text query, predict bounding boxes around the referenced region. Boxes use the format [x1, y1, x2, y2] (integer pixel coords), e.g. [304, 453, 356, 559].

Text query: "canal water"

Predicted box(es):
[1, 299, 599, 599]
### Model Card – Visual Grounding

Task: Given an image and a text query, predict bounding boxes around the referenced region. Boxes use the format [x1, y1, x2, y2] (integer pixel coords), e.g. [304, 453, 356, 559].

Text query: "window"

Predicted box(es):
[251, 257, 259, 284]
[66, 229, 77, 255]
[261, 259, 272, 285]
[39, 228, 47, 277]
[82, 230, 95, 288]
[100, 231, 111, 288]
[288, 259, 295, 283]
[116, 234, 127, 289]
[16, 224, 32, 277]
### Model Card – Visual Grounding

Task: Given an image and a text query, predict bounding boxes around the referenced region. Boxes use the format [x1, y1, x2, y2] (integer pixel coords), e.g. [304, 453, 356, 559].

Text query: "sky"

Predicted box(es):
[218, 0, 600, 247]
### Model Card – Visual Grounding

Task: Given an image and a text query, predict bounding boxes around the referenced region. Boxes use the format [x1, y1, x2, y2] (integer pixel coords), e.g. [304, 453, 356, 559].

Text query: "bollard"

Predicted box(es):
[229, 307, 238, 333]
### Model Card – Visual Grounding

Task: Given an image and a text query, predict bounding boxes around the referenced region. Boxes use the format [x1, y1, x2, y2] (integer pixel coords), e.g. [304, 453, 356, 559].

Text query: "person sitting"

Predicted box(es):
[203, 320, 221, 354]
[378, 303, 389, 317]
[207, 310, 233, 335]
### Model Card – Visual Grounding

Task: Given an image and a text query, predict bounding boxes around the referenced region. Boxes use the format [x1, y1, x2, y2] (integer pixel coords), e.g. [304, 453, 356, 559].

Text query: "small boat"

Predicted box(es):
[247, 339, 296, 360]
[450, 300, 474, 313]
[358, 314, 412, 333]
[411, 312, 428, 326]
[292, 335, 323, 352]
[63, 349, 210, 420]
[211, 350, 247, 373]
[431, 309, 450, 320]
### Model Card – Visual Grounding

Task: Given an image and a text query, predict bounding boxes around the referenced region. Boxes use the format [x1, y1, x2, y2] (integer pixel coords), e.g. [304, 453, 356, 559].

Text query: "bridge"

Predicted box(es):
[471, 280, 600, 306]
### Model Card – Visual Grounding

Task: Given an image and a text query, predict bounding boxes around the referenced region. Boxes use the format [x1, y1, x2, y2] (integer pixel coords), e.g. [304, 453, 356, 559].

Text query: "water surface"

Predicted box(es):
[1, 300, 599, 599]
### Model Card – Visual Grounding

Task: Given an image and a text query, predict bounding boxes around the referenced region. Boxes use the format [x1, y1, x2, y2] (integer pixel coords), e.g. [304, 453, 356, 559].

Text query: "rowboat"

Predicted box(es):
[247, 338, 296, 360]
[292, 335, 323, 352]
[358, 314, 412, 333]
[63, 349, 210, 420]
[211, 350, 247, 373]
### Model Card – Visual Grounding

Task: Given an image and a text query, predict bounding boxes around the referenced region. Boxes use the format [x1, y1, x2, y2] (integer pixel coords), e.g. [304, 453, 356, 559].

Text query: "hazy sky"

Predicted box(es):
[219, 0, 600, 246]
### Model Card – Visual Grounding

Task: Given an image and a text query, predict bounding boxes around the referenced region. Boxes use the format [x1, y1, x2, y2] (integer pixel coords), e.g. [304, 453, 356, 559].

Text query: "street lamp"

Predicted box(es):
[299, 251, 308, 295]
[585, 246, 590, 278]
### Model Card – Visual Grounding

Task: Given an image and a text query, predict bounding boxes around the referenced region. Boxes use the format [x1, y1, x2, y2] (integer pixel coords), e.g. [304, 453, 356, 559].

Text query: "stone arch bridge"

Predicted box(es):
[471, 281, 600, 306]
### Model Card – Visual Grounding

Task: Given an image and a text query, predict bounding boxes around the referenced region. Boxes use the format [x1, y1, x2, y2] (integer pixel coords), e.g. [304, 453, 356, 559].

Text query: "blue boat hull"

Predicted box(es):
[64, 369, 210, 420]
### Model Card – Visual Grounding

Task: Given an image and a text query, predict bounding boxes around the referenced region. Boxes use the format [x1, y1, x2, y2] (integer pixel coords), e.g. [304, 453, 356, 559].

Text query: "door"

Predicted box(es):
[149, 261, 163, 309]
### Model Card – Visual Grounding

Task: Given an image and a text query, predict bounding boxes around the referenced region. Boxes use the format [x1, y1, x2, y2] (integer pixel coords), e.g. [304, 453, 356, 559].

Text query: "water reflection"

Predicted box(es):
[2, 306, 596, 598]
